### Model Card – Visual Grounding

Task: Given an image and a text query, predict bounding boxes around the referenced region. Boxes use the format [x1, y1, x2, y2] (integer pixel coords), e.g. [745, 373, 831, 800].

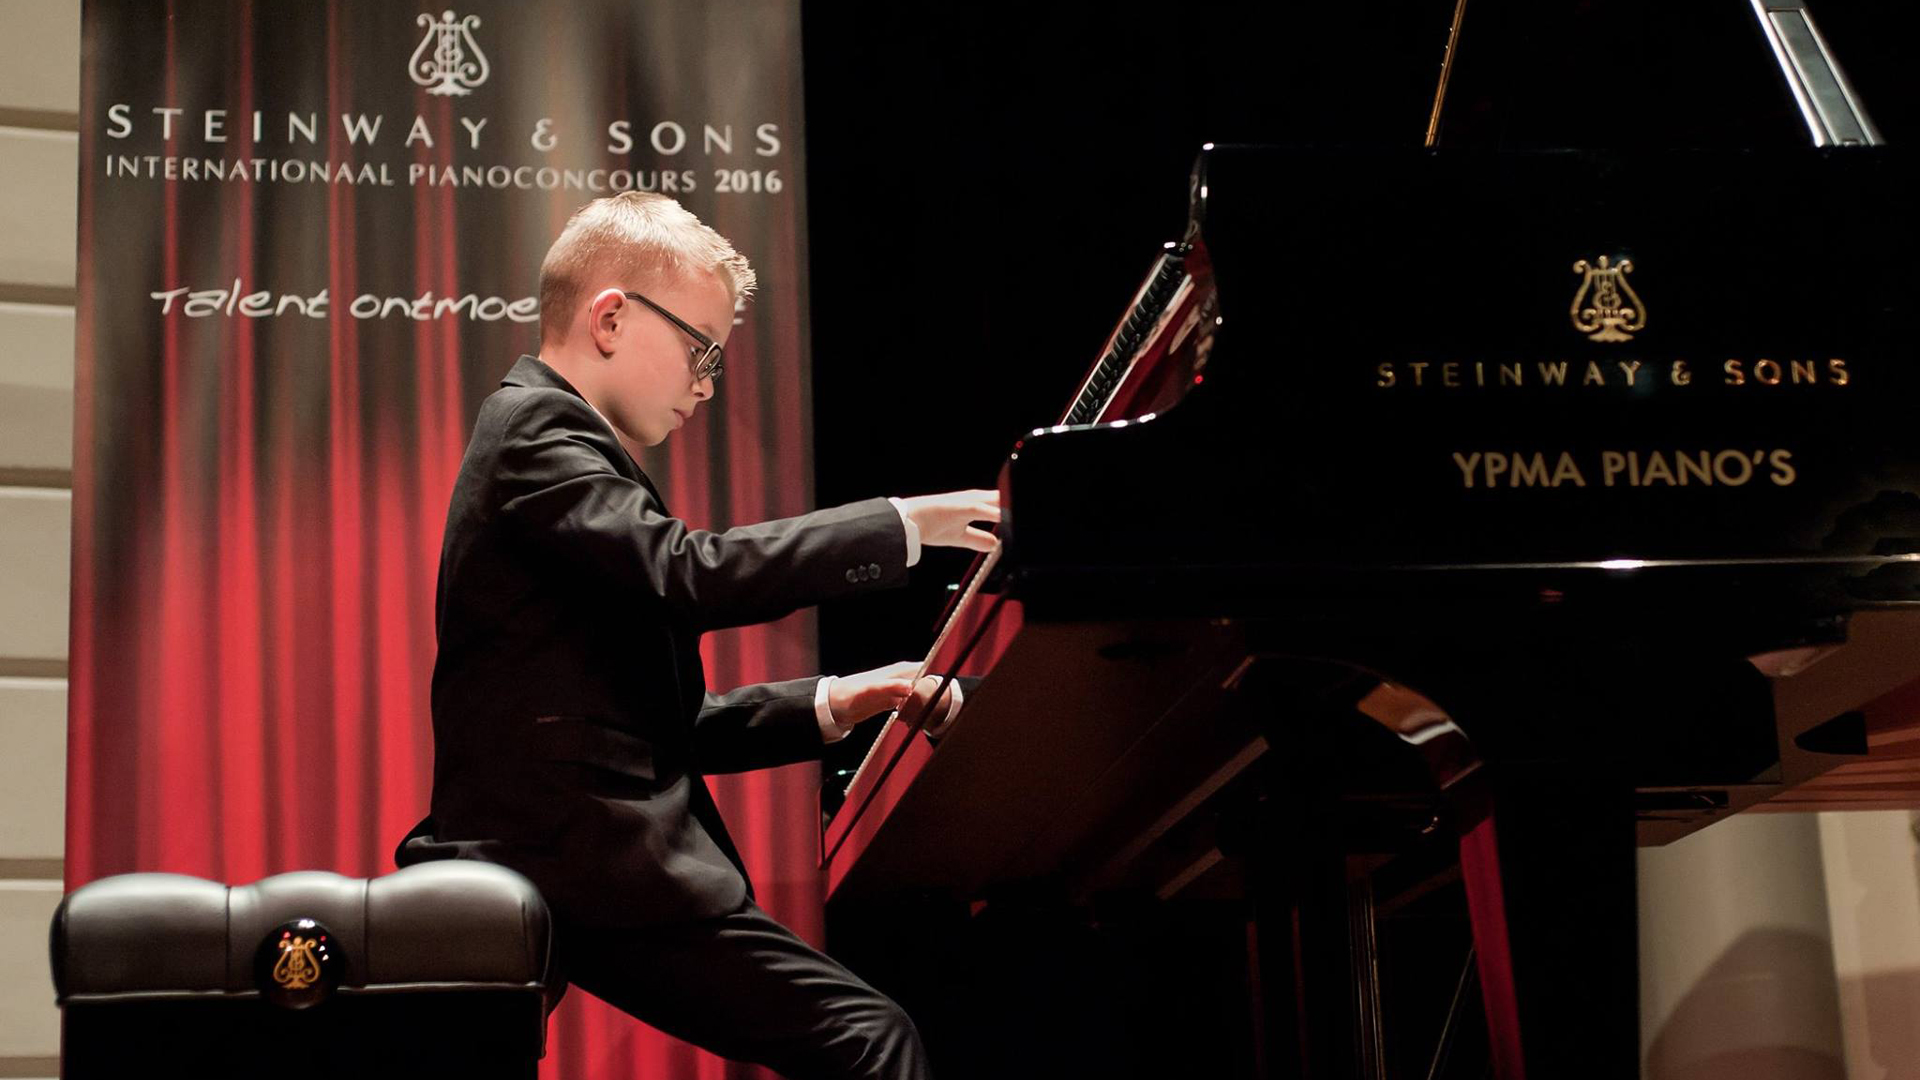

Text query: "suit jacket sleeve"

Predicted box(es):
[693, 678, 827, 773]
[494, 389, 909, 632]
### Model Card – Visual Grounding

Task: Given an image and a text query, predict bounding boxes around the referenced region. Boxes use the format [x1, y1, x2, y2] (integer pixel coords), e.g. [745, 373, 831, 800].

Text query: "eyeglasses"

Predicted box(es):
[622, 290, 724, 381]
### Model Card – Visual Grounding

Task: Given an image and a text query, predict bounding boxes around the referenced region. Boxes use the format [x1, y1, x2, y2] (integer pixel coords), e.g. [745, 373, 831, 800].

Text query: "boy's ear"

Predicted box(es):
[587, 289, 628, 356]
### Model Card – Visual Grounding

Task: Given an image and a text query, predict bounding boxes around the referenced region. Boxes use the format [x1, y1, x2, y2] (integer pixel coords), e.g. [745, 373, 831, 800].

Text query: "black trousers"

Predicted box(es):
[553, 901, 931, 1080]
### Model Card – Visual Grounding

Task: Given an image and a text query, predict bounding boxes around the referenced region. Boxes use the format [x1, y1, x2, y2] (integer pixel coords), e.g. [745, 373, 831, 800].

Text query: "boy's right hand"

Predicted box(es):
[894, 489, 1002, 553]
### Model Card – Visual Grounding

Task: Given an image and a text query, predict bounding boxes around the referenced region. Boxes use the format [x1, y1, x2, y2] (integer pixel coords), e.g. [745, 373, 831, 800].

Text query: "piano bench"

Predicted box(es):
[49, 862, 557, 1080]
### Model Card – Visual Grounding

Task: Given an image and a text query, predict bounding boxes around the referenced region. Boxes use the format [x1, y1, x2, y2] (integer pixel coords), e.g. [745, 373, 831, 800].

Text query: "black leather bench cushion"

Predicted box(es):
[52, 862, 552, 1003]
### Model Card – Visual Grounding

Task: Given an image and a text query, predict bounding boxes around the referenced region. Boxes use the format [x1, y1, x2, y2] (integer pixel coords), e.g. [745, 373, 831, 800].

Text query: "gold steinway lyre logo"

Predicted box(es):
[1570, 254, 1647, 343]
[273, 935, 322, 991]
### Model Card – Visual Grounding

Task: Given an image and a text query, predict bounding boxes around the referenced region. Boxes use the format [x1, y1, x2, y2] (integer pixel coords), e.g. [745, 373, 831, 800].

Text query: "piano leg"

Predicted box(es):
[1458, 771, 1639, 1080]
[1246, 709, 1390, 1080]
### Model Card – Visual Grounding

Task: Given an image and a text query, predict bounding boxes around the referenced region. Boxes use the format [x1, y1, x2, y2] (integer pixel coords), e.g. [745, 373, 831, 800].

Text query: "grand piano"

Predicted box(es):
[821, 2, 1920, 1077]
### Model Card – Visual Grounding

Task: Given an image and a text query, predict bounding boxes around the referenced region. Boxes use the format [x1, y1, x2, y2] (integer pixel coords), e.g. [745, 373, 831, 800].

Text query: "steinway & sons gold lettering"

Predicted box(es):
[1452, 449, 1797, 489]
[1376, 358, 1848, 390]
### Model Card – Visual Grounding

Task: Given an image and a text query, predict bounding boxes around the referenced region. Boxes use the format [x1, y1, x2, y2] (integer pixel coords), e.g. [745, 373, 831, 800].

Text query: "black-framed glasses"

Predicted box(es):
[622, 290, 724, 381]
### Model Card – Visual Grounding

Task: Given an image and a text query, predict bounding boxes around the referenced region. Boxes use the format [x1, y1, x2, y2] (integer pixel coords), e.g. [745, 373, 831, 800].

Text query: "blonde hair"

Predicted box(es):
[538, 192, 756, 343]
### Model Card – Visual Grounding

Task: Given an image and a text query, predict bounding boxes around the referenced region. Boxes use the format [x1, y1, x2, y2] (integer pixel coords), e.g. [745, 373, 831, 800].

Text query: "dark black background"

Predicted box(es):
[803, 0, 1916, 680]
[803, 1, 1452, 678]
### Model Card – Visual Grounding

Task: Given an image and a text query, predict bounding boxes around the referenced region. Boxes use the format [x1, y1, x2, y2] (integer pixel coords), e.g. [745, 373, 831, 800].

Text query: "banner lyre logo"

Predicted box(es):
[1569, 254, 1647, 343]
[410, 11, 491, 96]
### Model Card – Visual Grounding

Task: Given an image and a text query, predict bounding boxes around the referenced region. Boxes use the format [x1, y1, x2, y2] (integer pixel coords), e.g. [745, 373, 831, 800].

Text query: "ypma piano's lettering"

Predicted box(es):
[1452, 449, 1797, 488]
[1452, 451, 1590, 488]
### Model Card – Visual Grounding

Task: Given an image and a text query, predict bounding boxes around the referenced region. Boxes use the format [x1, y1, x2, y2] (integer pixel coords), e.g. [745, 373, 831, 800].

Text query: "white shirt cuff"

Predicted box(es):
[815, 675, 847, 743]
[887, 497, 922, 568]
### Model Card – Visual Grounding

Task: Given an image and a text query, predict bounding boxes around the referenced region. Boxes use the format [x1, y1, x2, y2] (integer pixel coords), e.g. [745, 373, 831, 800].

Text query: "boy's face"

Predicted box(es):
[598, 270, 731, 446]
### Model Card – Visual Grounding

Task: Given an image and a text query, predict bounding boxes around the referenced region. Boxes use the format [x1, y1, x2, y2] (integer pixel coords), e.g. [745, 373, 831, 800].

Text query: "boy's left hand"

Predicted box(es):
[828, 661, 919, 728]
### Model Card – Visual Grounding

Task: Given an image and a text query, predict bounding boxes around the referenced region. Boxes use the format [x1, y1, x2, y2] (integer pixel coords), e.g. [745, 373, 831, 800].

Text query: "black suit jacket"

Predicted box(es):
[396, 356, 908, 927]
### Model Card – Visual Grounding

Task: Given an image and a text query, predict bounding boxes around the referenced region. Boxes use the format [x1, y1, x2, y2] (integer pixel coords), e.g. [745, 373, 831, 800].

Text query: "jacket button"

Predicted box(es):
[846, 568, 859, 584]
[868, 562, 882, 578]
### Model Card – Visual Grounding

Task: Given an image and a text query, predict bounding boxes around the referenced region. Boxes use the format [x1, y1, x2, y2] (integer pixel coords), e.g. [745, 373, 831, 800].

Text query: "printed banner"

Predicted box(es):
[71, 3, 815, 1076]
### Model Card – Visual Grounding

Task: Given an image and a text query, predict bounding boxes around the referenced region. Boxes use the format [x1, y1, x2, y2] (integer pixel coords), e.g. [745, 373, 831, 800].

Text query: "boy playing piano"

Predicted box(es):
[397, 191, 997, 1079]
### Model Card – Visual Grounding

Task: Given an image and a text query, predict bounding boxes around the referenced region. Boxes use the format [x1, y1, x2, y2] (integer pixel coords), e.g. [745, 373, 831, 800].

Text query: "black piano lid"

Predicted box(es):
[1003, 143, 1920, 616]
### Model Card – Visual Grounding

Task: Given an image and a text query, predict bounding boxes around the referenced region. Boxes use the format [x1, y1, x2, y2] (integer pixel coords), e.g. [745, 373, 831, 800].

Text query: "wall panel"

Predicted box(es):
[0, 489, 71, 661]
[0, 0, 80, 116]
[0, 128, 77, 290]
[0, 880, 62, 1059]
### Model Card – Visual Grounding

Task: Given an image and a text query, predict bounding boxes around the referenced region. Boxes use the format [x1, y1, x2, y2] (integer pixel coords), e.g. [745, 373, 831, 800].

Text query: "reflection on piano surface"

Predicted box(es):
[823, 3, 1920, 1077]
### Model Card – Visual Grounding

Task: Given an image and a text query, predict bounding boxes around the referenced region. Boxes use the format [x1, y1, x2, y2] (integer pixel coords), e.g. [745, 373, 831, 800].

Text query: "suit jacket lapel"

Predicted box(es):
[501, 354, 673, 514]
